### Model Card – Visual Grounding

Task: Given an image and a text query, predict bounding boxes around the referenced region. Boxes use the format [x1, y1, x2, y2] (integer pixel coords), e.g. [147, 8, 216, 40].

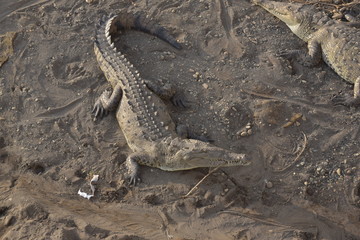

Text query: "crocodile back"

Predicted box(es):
[320, 24, 360, 84]
[94, 15, 178, 150]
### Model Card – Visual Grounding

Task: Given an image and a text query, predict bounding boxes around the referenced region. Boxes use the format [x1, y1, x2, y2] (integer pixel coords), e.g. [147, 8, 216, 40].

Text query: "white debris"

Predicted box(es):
[78, 189, 94, 200]
[78, 174, 99, 200]
[91, 174, 99, 183]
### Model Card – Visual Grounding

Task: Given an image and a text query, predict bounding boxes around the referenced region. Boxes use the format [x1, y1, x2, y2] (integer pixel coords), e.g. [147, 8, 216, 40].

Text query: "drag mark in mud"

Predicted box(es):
[35, 97, 83, 118]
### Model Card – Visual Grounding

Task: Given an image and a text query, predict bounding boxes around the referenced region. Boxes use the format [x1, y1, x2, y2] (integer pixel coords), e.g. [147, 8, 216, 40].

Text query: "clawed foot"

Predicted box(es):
[332, 93, 360, 107]
[126, 154, 141, 186]
[128, 173, 141, 186]
[350, 181, 360, 208]
[171, 93, 191, 108]
[92, 89, 111, 120]
[188, 133, 214, 143]
[277, 50, 315, 67]
[277, 49, 301, 59]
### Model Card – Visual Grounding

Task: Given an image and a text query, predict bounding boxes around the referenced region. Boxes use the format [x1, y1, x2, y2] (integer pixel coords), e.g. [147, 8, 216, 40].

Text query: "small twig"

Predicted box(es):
[183, 166, 220, 198]
[218, 210, 296, 229]
[273, 132, 308, 174]
[219, 209, 319, 235]
[241, 88, 333, 115]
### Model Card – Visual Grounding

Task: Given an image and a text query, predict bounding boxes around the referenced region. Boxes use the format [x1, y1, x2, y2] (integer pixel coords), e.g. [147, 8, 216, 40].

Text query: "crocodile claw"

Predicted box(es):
[277, 49, 301, 59]
[171, 93, 190, 108]
[92, 89, 113, 120]
[277, 49, 317, 67]
[92, 99, 109, 120]
[128, 174, 141, 186]
[332, 93, 360, 107]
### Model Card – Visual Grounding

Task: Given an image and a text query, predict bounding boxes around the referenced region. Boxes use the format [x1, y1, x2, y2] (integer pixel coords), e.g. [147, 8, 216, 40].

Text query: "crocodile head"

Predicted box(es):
[252, 0, 329, 41]
[159, 138, 250, 171]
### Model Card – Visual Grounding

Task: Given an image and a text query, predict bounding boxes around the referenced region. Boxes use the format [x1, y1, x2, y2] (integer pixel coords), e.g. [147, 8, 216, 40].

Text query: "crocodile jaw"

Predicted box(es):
[253, 0, 302, 27]
[159, 138, 250, 171]
[252, 0, 318, 41]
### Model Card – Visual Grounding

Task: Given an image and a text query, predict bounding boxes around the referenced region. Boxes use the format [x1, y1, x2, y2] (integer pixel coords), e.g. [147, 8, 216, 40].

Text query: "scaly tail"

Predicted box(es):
[110, 13, 182, 49]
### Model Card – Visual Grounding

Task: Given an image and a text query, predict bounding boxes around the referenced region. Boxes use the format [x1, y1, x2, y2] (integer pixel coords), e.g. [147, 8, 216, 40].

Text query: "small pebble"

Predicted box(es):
[332, 12, 343, 19]
[345, 168, 352, 175]
[193, 72, 200, 80]
[266, 181, 273, 188]
[202, 83, 209, 89]
[4, 215, 15, 226]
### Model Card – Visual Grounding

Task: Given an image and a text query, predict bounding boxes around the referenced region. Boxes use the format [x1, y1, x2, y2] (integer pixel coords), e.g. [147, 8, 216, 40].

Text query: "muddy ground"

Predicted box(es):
[0, 0, 360, 239]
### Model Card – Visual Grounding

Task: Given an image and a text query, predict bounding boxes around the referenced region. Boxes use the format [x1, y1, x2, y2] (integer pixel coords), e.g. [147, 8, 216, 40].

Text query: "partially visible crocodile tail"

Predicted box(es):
[110, 13, 182, 50]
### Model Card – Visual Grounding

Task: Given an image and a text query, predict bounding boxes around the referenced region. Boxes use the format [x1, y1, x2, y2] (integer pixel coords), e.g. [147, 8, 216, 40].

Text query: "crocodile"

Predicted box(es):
[252, 0, 360, 106]
[92, 13, 249, 184]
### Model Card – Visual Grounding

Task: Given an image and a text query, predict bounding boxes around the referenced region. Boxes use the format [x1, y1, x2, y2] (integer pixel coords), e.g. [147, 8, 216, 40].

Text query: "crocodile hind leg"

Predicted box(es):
[92, 84, 122, 120]
[126, 152, 151, 185]
[144, 79, 189, 108]
[332, 77, 360, 107]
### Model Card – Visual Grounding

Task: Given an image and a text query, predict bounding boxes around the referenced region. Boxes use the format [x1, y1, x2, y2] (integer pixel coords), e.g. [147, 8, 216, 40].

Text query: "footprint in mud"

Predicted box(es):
[0, 206, 16, 227]
[0, 206, 10, 218]
[149, 1, 182, 16]
[53, 228, 81, 240]
[20, 202, 48, 221]
[51, 57, 89, 88]
[26, 162, 45, 175]
[349, 181, 360, 208]
[84, 224, 110, 239]
[262, 133, 306, 173]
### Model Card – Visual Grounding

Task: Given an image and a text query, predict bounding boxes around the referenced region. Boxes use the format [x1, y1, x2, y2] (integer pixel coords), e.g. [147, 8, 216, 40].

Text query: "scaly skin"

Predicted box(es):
[252, 0, 360, 107]
[93, 14, 249, 184]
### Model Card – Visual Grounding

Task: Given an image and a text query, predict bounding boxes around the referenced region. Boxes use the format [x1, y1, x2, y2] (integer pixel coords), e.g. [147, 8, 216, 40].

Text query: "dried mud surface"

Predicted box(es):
[0, 0, 360, 239]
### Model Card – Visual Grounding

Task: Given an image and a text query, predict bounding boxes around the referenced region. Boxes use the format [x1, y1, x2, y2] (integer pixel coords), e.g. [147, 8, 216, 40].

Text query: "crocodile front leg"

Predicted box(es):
[144, 79, 188, 108]
[304, 38, 322, 67]
[332, 77, 360, 107]
[278, 38, 322, 67]
[176, 124, 213, 142]
[92, 84, 122, 120]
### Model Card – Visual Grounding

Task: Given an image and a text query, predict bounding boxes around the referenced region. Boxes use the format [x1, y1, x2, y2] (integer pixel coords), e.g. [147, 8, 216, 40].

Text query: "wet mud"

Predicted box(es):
[0, 0, 359, 239]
